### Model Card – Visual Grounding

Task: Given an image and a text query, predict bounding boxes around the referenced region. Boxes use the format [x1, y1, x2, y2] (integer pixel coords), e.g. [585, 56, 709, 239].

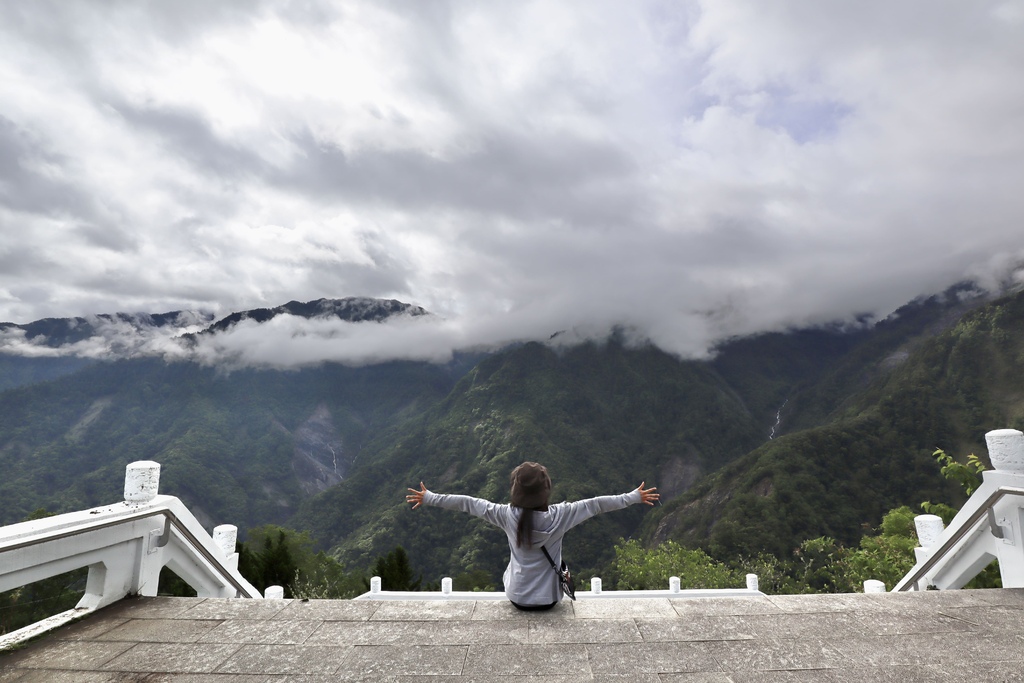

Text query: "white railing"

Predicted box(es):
[894, 429, 1024, 591]
[0, 461, 261, 649]
[354, 573, 765, 600]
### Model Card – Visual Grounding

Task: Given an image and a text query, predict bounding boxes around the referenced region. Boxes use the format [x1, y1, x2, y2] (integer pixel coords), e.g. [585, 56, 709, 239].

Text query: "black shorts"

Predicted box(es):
[509, 600, 557, 611]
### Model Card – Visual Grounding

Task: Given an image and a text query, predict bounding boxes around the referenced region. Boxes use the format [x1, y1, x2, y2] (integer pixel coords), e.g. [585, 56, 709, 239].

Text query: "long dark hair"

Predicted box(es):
[515, 506, 548, 548]
[515, 508, 534, 548]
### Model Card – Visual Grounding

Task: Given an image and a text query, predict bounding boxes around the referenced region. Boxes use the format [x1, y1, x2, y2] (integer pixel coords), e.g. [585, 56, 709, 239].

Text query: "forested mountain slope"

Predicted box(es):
[0, 359, 462, 528]
[644, 287, 1024, 561]
[0, 286, 1008, 586]
[289, 340, 767, 580]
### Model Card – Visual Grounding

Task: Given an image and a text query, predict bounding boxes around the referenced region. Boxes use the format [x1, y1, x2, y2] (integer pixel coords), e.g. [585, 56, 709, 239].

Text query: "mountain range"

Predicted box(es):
[0, 284, 1020, 584]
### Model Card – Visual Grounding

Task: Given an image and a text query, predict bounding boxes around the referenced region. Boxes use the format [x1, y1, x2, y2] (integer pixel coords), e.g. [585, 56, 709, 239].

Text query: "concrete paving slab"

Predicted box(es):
[585, 641, 721, 675]
[4, 640, 133, 671]
[669, 597, 783, 617]
[703, 637, 848, 672]
[469, 601, 575, 621]
[213, 644, 351, 675]
[784, 666, 949, 682]
[637, 615, 757, 642]
[105, 597, 201, 620]
[198, 619, 321, 645]
[741, 612, 872, 640]
[852, 608, 978, 636]
[571, 598, 676, 619]
[179, 600, 291, 621]
[101, 642, 241, 674]
[97, 619, 223, 644]
[338, 645, 469, 677]
[939, 604, 1024, 631]
[51, 617, 128, 642]
[825, 631, 1023, 668]
[527, 618, 642, 644]
[462, 643, 589, 676]
[0, 672, 135, 683]
[378, 676, 653, 683]
[767, 593, 884, 613]
[370, 601, 476, 621]
[864, 589, 993, 610]
[657, 674, 738, 683]
[975, 587, 1024, 607]
[130, 675, 287, 682]
[939, 659, 1024, 682]
[306, 619, 529, 646]
[270, 599, 379, 621]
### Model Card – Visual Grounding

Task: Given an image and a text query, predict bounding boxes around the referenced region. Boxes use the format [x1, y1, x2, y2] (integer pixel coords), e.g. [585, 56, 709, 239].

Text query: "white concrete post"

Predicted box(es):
[915, 514, 945, 548]
[864, 579, 886, 593]
[987, 430, 1024, 587]
[669, 576, 680, 593]
[370, 576, 382, 594]
[212, 525, 237, 558]
[591, 577, 602, 594]
[987, 429, 1024, 472]
[124, 461, 161, 503]
[441, 577, 452, 595]
[914, 514, 945, 563]
[265, 585, 284, 599]
[212, 524, 239, 571]
[746, 573, 759, 592]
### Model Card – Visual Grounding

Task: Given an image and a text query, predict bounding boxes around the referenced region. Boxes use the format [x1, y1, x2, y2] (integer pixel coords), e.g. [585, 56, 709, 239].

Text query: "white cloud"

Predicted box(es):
[1, 0, 1022, 365]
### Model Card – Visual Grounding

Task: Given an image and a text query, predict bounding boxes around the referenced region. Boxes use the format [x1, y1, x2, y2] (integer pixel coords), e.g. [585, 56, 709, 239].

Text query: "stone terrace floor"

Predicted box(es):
[3, 589, 1024, 682]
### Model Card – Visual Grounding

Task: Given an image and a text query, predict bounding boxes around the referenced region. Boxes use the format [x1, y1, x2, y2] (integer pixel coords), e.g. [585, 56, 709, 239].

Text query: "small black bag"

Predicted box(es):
[541, 545, 576, 601]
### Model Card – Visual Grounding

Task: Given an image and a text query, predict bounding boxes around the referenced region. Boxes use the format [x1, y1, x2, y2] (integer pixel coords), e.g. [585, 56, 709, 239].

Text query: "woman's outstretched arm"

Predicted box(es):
[405, 482, 509, 527]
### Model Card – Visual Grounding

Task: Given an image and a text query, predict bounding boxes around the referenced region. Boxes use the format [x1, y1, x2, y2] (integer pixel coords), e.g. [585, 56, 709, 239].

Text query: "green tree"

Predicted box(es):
[366, 546, 422, 591]
[607, 539, 738, 590]
[920, 448, 987, 523]
[291, 552, 365, 599]
[238, 524, 364, 598]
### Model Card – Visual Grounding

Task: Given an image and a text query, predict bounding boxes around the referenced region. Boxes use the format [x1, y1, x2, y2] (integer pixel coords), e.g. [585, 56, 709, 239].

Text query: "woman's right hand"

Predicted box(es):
[406, 482, 428, 509]
[636, 482, 659, 505]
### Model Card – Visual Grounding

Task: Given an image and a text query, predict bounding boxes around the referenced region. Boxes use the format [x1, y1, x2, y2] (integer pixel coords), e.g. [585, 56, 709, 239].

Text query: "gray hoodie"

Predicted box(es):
[422, 488, 642, 606]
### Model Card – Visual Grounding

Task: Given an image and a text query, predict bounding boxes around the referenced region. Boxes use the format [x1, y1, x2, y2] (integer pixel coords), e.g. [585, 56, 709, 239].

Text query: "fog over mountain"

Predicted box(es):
[2, 1, 1024, 365]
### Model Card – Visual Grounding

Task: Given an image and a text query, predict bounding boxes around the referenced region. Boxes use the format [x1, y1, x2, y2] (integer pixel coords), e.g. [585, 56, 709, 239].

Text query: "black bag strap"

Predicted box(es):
[540, 545, 559, 572]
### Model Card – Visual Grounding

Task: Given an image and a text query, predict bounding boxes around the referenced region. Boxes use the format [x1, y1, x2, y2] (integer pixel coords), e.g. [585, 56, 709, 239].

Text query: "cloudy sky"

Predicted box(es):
[1, 0, 1023, 365]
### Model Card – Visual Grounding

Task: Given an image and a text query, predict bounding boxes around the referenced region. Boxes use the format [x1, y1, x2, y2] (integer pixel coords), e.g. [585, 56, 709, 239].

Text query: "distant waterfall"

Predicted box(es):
[769, 399, 788, 440]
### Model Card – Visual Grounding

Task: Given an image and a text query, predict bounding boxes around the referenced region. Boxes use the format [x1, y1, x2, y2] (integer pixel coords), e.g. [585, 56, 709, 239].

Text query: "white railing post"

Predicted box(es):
[986, 429, 1024, 587]
[986, 429, 1024, 473]
[370, 576, 382, 594]
[913, 514, 945, 564]
[864, 579, 886, 593]
[669, 576, 680, 593]
[213, 525, 239, 570]
[591, 577, 602, 594]
[746, 573, 759, 592]
[441, 577, 452, 595]
[265, 585, 284, 599]
[124, 461, 161, 503]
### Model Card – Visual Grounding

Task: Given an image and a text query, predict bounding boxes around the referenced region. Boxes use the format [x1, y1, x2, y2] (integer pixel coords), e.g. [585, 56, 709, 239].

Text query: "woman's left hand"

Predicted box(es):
[636, 482, 659, 505]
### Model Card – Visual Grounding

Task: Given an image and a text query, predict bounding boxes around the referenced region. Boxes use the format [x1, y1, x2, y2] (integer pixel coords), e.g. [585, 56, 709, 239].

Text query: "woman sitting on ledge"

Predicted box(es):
[406, 461, 659, 610]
